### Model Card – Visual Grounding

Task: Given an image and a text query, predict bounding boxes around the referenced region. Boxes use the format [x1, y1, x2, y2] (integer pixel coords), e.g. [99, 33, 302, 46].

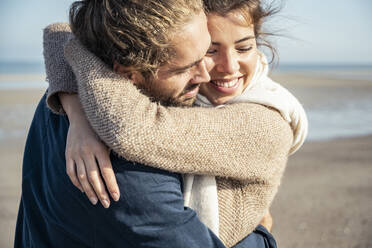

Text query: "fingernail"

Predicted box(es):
[112, 193, 120, 201]
[90, 197, 98, 205]
[102, 199, 110, 208]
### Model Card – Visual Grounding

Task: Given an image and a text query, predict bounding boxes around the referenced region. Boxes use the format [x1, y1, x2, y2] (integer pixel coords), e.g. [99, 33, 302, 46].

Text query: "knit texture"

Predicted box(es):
[43, 23, 293, 247]
[43, 23, 78, 114]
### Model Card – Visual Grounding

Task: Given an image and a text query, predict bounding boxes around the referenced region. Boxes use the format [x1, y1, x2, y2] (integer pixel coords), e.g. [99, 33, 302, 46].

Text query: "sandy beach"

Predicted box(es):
[272, 135, 372, 247]
[0, 74, 371, 247]
[0, 89, 46, 247]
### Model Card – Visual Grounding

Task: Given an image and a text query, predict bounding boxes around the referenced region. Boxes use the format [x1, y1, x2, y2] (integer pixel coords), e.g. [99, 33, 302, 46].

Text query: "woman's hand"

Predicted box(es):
[259, 211, 273, 232]
[60, 93, 120, 208]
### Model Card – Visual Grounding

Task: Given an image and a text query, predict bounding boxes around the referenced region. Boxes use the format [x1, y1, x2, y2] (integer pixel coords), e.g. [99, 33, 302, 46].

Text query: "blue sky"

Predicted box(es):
[0, 0, 371, 64]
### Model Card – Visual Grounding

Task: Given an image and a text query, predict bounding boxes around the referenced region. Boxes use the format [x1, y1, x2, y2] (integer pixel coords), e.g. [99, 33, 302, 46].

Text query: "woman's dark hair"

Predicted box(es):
[203, 0, 281, 64]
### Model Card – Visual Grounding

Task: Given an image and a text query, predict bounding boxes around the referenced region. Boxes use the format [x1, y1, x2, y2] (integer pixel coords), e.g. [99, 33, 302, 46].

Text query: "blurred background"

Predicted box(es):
[0, 0, 371, 247]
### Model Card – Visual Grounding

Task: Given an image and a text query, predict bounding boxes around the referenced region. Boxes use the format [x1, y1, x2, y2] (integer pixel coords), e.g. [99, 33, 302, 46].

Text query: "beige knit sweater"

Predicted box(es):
[44, 23, 293, 247]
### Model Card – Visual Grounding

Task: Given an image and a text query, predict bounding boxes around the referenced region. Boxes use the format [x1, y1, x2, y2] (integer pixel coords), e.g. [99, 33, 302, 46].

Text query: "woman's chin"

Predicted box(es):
[206, 93, 238, 106]
[202, 81, 244, 105]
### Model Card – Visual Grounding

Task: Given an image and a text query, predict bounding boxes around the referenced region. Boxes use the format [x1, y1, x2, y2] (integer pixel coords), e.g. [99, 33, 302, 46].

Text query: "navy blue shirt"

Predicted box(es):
[14, 94, 277, 248]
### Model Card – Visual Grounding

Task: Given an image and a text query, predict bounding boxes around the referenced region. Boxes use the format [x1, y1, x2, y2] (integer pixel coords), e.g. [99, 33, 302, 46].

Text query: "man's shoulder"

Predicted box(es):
[107, 153, 187, 229]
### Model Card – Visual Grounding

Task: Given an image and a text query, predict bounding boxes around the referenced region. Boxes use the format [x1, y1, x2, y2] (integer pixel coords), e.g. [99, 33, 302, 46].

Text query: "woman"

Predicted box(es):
[44, 0, 306, 246]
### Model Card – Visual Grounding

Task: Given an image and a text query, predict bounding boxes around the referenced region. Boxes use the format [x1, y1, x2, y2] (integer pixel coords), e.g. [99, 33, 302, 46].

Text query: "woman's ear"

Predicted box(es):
[113, 62, 144, 84]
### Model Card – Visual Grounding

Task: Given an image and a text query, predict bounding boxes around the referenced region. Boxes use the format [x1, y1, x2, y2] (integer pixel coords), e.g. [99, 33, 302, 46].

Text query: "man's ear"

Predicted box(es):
[113, 62, 144, 85]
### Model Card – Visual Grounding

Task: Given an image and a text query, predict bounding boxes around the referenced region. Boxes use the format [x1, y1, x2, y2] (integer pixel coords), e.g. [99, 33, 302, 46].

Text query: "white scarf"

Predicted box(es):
[183, 53, 308, 235]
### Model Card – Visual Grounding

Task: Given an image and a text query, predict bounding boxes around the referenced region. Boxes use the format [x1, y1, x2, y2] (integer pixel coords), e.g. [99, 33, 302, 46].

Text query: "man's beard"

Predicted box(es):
[160, 96, 195, 107]
[160, 83, 200, 107]
[138, 81, 200, 107]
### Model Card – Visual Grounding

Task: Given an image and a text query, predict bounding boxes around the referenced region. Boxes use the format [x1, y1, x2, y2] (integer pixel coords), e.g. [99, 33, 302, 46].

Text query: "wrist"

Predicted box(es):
[58, 93, 85, 122]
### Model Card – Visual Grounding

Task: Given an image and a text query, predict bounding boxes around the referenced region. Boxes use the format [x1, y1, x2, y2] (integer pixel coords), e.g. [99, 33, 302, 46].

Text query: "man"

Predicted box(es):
[15, 0, 289, 247]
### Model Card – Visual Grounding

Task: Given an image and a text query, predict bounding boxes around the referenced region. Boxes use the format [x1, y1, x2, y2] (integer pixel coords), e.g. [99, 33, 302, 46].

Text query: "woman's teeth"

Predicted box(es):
[211, 78, 239, 88]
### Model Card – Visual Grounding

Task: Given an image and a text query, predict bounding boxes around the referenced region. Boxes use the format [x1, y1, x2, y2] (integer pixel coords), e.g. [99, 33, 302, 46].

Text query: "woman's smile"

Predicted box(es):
[209, 76, 244, 94]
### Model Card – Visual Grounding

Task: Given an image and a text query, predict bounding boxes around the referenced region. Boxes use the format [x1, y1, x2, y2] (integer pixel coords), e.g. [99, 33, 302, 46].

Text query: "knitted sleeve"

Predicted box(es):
[43, 23, 78, 114]
[59, 36, 293, 181]
[231, 76, 308, 155]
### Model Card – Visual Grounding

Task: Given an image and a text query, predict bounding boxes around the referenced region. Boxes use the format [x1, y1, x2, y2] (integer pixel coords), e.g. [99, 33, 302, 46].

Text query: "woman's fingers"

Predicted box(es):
[96, 151, 120, 201]
[75, 158, 99, 206]
[63, 103, 115, 208]
[66, 157, 84, 192]
[83, 153, 111, 208]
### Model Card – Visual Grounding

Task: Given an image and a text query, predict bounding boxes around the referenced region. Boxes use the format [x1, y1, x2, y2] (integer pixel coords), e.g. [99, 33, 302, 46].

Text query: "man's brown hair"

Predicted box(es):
[69, 0, 203, 75]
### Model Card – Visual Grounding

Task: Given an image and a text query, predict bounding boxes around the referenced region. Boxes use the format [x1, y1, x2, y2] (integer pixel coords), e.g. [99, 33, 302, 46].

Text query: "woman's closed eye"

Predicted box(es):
[206, 48, 217, 56]
[206, 46, 252, 56]
[237, 46, 252, 53]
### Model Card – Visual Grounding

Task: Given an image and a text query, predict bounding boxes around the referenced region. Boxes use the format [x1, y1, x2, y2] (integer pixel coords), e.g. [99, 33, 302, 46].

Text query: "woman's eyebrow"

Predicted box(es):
[235, 36, 255, 44]
[211, 36, 255, 46]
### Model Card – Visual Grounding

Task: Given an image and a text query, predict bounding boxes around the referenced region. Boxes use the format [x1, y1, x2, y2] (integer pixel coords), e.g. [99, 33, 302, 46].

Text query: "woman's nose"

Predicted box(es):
[216, 51, 239, 74]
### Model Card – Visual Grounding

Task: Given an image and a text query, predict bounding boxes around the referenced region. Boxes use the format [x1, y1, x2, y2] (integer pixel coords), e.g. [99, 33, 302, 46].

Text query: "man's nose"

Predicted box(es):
[216, 50, 239, 74]
[192, 59, 211, 83]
